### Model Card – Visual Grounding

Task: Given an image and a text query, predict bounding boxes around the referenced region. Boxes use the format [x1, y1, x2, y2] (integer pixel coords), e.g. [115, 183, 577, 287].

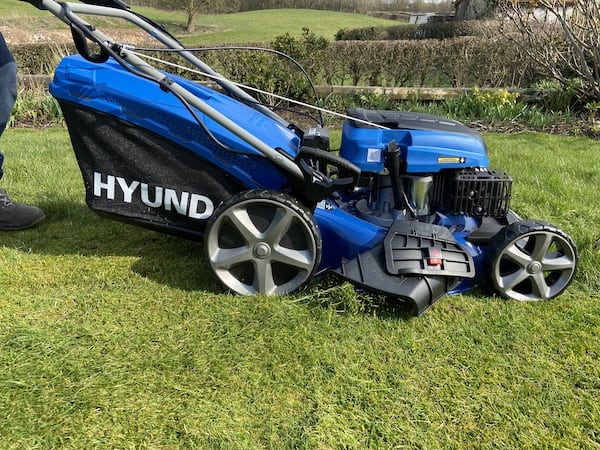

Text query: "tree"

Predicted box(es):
[499, 0, 600, 104]
[454, 0, 497, 20]
[168, 0, 204, 32]
[162, 0, 234, 32]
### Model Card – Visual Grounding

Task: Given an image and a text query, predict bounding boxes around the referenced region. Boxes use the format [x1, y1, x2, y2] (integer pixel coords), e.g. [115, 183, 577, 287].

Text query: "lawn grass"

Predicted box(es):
[0, 127, 599, 448]
[1, 0, 399, 45]
[138, 8, 400, 45]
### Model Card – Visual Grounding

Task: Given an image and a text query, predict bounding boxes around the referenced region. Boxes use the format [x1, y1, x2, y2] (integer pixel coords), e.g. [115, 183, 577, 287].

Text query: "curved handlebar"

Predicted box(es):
[70, 24, 111, 63]
[20, 0, 129, 8]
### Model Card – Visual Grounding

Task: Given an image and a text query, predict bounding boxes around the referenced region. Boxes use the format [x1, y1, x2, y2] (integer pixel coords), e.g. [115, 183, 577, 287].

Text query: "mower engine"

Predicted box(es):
[299, 108, 576, 315]
[339, 109, 512, 225]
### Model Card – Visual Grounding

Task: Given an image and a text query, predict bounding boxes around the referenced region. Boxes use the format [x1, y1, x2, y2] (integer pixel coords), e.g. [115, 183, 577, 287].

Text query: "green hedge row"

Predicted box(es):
[334, 20, 492, 41]
[11, 34, 537, 96]
[12, 43, 76, 76]
[318, 37, 535, 88]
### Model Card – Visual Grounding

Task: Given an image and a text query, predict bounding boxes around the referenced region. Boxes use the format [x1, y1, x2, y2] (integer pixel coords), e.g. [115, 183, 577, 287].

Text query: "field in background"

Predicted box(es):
[1, 0, 399, 45]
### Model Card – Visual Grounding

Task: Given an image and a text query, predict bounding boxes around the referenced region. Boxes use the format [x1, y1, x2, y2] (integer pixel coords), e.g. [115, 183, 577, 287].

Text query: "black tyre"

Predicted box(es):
[204, 189, 321, 295]
[487, 220, 578, 301]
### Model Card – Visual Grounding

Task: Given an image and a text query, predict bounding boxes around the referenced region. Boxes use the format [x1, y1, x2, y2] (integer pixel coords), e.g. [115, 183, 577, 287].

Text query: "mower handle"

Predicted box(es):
[19, 0, 45, 9]
[21, 0, 307, 182]
[77, 0, 130, 9]
[19, 0, 129, 8]
[69, 22, 111, 63]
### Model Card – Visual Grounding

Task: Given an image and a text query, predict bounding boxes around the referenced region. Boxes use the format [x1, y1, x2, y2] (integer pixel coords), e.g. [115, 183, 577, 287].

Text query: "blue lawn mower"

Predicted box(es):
[23, 0, 578, 315]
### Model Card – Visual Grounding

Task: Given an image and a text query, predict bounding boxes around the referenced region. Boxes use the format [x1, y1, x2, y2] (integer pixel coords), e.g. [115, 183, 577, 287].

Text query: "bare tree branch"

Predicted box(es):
[499, 0, 600, 102]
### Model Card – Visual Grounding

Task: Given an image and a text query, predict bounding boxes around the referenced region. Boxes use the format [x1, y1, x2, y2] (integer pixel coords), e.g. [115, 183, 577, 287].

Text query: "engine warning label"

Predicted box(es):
[367, 148, 382, 163]
[438, 156, 466, 164]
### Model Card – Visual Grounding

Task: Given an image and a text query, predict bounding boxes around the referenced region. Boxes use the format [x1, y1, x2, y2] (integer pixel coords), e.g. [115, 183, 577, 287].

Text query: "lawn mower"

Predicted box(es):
[22, 0, 578, 315]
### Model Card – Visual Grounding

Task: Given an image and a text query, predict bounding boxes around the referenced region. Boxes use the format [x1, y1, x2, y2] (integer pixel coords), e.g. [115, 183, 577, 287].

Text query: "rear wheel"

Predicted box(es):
[204, 190, 321, 295]
[487, 220, 578, 301]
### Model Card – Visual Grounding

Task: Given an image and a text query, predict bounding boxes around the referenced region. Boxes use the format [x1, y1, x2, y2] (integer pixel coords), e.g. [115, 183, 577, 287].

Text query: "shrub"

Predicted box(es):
[499, 0, 600, 105]
[438, 87, 567, 129]
[454, 87, 521, 120]
[435, 36, 535, 88]
[11, 85, 63, 128]
[7, 26, 551, 103]
[12, 43, 74, 75]
[335, 20, 500, 41]
[530, 79, 580, 112]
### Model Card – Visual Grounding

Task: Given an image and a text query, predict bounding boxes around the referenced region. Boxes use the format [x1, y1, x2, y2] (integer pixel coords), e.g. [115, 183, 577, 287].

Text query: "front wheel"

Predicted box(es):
[204, 189, 321, 296]
[487, 220, 578, 301]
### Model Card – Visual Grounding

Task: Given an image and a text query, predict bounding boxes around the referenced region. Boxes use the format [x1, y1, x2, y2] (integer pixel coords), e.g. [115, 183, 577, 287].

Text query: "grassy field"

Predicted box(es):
[0, 127, 599, 448]
[1, 0, 399, 44]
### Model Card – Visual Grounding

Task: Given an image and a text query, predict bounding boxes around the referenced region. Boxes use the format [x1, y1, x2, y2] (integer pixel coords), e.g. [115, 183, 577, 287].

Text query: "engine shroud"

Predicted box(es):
[339, 108, 490, 173]
[339, 109, 513, 221]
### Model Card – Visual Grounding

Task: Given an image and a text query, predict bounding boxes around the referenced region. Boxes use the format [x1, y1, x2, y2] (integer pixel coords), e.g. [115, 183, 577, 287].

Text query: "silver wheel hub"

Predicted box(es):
[253, 242, 271, 259]
[492, 225, 577, 301]
[527, 261, 542, 274]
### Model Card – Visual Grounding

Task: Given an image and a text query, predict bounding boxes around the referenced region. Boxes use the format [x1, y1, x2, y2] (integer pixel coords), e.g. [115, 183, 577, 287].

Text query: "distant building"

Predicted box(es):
[409, 12, 435, 24]
[409, 12, 454, 24]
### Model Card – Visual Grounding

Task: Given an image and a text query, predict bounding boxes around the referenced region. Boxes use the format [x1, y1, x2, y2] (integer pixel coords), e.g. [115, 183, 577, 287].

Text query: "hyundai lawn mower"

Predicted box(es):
[22, 0, 578, 315]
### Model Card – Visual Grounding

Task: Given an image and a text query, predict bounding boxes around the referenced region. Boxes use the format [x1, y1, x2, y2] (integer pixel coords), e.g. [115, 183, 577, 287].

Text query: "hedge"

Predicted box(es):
[11, 34, 539, 98]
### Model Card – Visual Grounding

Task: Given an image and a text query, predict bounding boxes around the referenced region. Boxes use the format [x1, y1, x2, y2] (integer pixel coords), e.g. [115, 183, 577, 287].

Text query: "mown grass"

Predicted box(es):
[138, 8, 400, 45]
[0, 127, 599, 448]
[1, 0, 399, 45]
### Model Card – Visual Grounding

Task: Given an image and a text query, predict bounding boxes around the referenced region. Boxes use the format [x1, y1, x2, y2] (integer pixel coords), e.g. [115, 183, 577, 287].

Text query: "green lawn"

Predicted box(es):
[1, 0, 399, 44]
[0, 127, 599, 448]
[140, 8, 400, 45]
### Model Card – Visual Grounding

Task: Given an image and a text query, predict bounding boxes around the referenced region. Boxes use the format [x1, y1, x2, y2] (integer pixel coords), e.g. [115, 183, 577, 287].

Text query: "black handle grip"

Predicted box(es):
[19, 0, 45, 9]
[70, 24, 110, 64]
[296, 146, 361, 181]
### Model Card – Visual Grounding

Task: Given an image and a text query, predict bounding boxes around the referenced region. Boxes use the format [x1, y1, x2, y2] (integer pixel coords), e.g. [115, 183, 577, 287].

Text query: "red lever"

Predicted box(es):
[428, 247, 443, 266]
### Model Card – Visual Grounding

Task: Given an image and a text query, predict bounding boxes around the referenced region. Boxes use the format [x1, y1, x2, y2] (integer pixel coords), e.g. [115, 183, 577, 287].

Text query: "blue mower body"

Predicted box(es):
[49, 56, 493, 313]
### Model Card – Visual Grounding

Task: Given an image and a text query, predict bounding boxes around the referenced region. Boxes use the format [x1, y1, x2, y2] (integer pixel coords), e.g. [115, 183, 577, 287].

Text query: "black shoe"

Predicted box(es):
[0, 188, 45, 231]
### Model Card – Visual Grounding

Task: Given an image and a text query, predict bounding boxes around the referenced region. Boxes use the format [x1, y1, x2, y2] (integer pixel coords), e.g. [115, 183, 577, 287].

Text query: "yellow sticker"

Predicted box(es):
[438, 156, 466, 164]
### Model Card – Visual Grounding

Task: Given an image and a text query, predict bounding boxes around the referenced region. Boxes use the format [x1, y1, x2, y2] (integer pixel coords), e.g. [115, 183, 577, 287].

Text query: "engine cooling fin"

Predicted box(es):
[432, 168, 513, 218]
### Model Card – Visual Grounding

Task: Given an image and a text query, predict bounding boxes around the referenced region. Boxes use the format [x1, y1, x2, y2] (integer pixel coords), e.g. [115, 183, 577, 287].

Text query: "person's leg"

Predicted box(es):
[0, 61, 18, 180]
[0, 61, 17, 135]
[0, 61, 45, 230]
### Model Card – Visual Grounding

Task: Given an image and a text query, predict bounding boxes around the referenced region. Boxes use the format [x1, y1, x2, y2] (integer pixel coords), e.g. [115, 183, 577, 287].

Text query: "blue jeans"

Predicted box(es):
[0, 61, 17, 180]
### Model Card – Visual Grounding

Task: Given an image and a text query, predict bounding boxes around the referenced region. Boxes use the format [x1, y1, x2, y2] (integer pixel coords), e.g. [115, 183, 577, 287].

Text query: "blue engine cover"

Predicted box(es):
[340, 109, 489, 173]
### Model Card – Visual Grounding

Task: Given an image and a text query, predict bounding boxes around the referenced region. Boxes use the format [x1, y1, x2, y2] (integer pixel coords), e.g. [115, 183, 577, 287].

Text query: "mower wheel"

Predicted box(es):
[204, 189, 321, 296]
[487, 220, 578, 301]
